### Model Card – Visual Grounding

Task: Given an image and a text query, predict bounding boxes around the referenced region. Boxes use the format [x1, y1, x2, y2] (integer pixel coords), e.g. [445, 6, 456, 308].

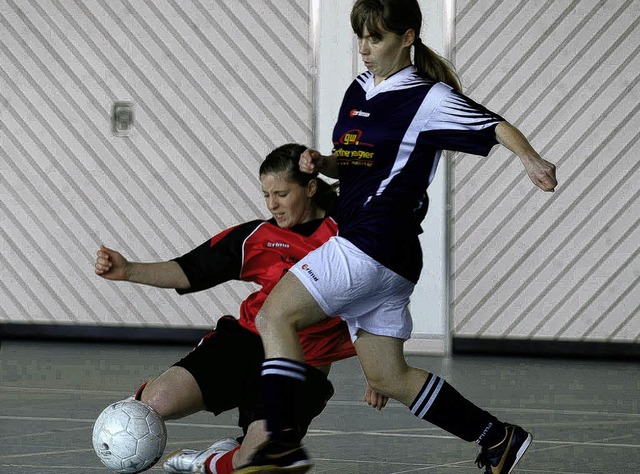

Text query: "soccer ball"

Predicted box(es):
[92, 399, 167, 473]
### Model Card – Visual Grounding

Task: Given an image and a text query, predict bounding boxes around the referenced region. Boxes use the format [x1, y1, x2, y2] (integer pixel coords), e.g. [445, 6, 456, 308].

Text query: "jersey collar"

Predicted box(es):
[364, 65, 417, 99]
[267, 217, 325, 237]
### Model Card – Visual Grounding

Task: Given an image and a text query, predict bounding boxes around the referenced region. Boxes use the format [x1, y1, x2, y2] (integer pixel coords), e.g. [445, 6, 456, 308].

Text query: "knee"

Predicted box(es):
[254, 310, 279, 337]
[255, 308, 294, 335]
[365, 372, 394, 397]
[254, 310, 268, 335]
[135, 366, 204, 420]
[140, 378, 189, 420]
[139, 379, 171, 418]
[364, 365, 413, 400]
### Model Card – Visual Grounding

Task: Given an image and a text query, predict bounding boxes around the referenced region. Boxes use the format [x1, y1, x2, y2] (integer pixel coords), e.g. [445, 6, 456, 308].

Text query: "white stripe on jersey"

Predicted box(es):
[355, 70, 372, 88]
[357, 66, 427, 99]
[430, 84, 501, 130]
[366, 80, 499, 201]
[366, 81, 448, 202]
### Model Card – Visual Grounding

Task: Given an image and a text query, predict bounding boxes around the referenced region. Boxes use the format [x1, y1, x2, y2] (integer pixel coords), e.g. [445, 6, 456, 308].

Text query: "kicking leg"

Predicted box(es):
[235, 272, 328, 473]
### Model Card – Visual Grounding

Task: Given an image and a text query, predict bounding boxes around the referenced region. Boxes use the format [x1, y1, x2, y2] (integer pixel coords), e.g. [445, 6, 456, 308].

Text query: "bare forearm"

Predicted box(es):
[495, 121, 539, 161]
[126, 261, 190, 290]
[319, 153, 339, 178]
[495, 121, 558, 192]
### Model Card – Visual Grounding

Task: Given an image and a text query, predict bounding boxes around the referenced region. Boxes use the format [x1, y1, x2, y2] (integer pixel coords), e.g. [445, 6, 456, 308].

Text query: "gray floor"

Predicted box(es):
[0, 339, 638, 473]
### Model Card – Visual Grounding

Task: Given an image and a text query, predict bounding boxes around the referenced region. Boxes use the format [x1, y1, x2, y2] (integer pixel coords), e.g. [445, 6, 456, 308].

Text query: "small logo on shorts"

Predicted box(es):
[301, 263, 319, 282]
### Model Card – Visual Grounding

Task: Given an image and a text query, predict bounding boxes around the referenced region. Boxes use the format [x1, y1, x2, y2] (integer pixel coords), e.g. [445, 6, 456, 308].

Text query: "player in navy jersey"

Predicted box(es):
[237, 1, 558, 474]
[93, 144, 372, 474]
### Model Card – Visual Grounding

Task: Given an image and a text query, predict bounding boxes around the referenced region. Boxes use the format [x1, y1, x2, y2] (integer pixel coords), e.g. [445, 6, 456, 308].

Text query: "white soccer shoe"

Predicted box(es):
[163, 437, 240, 473]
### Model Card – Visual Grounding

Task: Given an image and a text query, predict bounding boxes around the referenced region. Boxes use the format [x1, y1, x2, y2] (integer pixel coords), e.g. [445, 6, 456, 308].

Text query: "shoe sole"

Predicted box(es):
[507, 433, 533, 474]
[232, 464, 312, 474]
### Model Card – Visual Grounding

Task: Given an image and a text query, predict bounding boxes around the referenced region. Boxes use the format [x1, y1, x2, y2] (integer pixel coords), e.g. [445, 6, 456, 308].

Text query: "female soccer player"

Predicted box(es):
[94, 144, 364, 474]
[236, 1, 558, 473]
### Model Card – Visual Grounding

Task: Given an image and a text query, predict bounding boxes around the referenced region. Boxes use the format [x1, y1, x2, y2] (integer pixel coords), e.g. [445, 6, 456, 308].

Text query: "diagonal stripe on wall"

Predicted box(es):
[0, 0, 313, 329]
[451, 0, 640, 343]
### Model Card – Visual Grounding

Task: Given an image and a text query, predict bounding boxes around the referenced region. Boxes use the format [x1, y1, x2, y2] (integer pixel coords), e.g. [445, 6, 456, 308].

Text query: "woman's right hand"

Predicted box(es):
[300, 148, 324, 174]
[95, 244, 128, 281]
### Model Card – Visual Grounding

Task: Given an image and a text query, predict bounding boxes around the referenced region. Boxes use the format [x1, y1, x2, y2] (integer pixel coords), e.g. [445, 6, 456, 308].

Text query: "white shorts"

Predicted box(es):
[289, 236, 415, 341]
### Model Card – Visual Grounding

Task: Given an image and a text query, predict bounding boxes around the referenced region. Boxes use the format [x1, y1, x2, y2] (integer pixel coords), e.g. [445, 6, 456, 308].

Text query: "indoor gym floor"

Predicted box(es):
[0, 339, 638, 473]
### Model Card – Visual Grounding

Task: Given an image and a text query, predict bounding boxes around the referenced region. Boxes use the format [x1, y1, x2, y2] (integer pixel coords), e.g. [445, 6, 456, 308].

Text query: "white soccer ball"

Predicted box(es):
[92, 399, 167, 473]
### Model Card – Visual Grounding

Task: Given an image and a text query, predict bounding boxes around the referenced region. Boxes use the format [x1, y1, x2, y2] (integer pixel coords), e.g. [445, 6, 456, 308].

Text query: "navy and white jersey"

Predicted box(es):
[332, 65, 504, 282]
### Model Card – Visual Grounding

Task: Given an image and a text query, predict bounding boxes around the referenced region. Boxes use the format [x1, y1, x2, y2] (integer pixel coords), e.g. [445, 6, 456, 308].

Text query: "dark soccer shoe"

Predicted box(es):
[475, 424, 532, 474]
[232, 441, 312, 474]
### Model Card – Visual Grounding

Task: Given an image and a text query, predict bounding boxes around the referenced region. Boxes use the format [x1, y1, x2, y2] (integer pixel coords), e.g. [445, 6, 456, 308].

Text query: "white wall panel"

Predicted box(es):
[0, 0, 313, 329]
[451, 0, 640, 344]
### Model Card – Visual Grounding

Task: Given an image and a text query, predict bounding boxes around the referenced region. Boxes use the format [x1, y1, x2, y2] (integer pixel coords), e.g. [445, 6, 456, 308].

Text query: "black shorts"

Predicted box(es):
[173, 316, 334, 436]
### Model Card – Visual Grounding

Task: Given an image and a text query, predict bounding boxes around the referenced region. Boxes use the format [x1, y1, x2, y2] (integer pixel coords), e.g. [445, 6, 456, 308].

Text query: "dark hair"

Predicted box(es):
[260, 143, 338, 212]
[350, 0, 462, 92]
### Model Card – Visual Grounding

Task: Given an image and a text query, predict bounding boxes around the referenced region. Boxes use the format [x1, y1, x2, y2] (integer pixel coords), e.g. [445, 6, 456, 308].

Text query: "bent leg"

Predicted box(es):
[256, 271, 328, 361]
[354, 330, 429, 406]
[249, 272, 333, 451]
[140, 366, 205, 420]
[355, 330, 506, 446]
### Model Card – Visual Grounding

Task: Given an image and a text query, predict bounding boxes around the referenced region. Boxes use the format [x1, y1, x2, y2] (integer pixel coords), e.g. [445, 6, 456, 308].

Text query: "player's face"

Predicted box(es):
[260, 172, 317, 228]
[357, 25, 413, 84]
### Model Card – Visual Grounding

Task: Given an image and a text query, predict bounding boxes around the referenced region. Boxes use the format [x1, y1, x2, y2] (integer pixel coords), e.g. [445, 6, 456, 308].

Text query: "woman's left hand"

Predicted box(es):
[364, 385, 389, 411]
[522, 155, 558, 192]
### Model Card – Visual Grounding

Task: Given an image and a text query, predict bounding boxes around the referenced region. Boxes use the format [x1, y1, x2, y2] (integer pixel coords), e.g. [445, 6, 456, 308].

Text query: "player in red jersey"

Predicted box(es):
[94, 144, 379, 474]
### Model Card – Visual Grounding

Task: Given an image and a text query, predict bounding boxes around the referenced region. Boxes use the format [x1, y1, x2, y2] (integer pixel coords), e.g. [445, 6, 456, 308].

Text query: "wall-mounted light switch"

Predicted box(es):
[112, 102, 133, 137]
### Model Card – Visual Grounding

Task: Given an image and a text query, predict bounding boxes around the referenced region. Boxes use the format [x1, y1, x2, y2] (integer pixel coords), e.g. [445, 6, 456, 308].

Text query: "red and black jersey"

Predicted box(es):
[173, 217, 355, 367]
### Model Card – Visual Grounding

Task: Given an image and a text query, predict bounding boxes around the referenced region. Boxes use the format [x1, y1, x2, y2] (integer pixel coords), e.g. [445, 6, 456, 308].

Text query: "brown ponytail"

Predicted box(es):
[414, 40, 462, 92]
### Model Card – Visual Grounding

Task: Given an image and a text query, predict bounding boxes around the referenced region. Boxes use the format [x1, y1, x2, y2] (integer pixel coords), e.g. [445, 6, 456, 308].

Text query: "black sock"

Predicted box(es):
[261, 358, 307, 444]
[295, 365, 333, 438]
[410, 373, 505, 447]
